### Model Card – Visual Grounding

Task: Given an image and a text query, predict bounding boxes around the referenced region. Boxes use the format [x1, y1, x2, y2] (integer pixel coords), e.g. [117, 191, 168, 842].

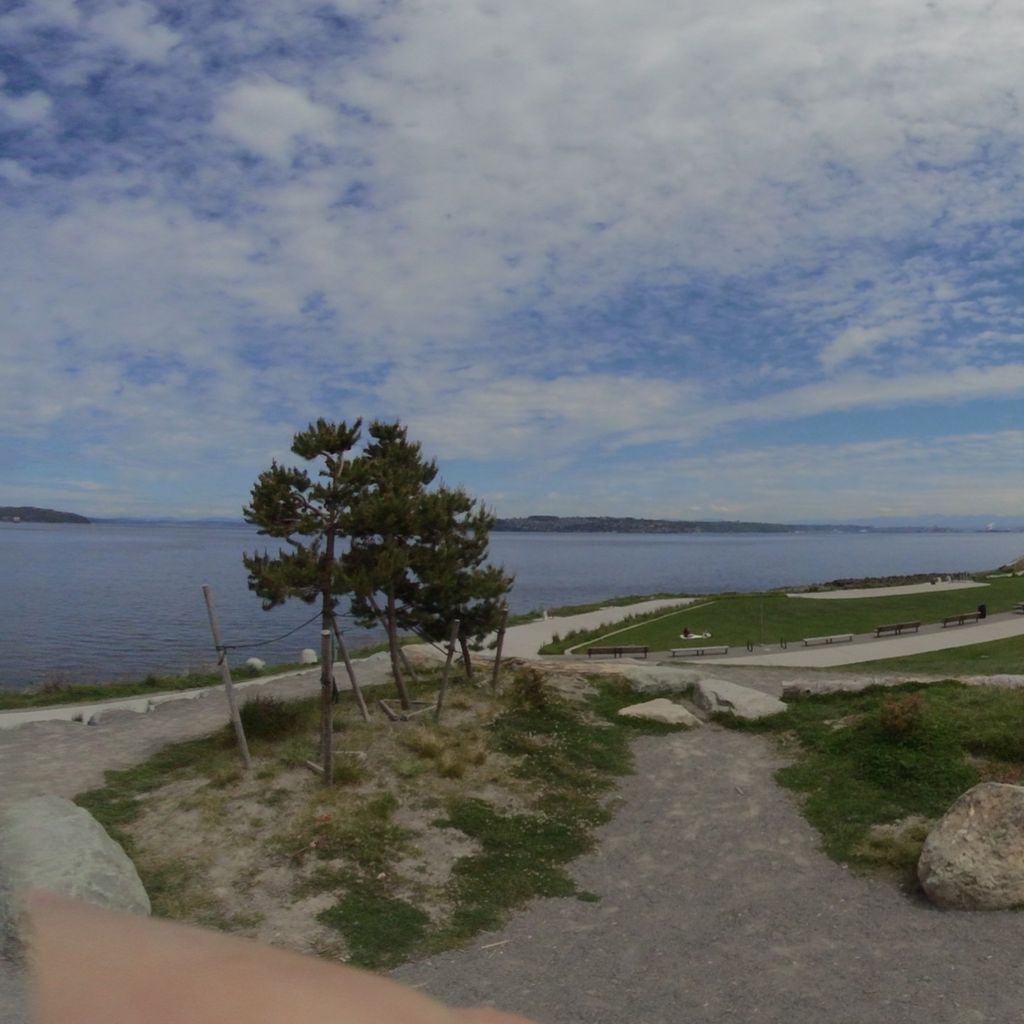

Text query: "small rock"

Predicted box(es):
[300, 648, 318, 664]
[693, 679, 787, 720]
[617, 699, 700, 727]
[0, 797, 150, 956]
[918, 782, 1024, 910]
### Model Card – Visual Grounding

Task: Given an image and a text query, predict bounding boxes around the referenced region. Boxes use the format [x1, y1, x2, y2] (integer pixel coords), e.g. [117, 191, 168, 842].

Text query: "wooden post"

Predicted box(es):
[398, 642, 418, 683]
[319, 625, 333, 784]
[330, 613, 370, 723]
[201, 585, 251, 770]
[490, 607, 508, 693]
[435, 618, 460, 724]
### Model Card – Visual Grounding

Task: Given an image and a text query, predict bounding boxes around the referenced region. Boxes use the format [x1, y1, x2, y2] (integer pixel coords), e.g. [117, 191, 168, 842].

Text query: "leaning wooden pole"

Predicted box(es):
[435, 618, 460, 724]
[201, 584, 251, 770]
[330, 613, 370, 723]
[490, 606, 509, 693]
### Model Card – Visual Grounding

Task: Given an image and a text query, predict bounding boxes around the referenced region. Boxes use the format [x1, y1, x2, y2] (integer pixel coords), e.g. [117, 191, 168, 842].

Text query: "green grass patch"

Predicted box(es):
[541, 577, 1024, 654]
[726, 681, 1024, 877]
[317, 889, 430, 970]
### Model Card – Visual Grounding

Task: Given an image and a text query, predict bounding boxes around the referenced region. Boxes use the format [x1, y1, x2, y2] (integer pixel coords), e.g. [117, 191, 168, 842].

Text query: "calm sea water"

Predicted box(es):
[1, 522, 1022, 689]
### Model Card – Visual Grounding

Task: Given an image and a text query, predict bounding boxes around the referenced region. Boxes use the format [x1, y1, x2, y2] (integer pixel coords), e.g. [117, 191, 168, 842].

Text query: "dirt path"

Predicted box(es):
[394, 726, 1024, 1024]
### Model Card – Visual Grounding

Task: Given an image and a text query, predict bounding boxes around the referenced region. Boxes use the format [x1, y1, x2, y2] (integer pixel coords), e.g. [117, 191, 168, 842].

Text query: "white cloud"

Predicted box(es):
[4, 0, 1024, 516]
[213, 79, 339, 161]
[0, 90, 52, 125]
[88, 3, 180, 63]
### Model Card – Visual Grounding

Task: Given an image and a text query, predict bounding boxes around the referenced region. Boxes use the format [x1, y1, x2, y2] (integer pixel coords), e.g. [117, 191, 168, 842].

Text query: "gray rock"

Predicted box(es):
[618, 699, 700, 727]
[615, 665, 700, 692]
[300, 648, 318, 664]
[0, 797, 150, 954]
[86, 706, 145, 726]
[918, 782, 1024, 910]
[693, 678, 788, 720]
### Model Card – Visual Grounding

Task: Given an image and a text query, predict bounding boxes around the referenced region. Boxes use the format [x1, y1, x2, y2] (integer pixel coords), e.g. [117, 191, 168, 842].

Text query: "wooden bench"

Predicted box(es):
[942, 612, 982, 627]
[587, 645, 649, 659]
[1014, 602, 1024, 614]
[875, 621, 921, 637]
[670, 645, 729, 657]
[802, 633, 853, 647]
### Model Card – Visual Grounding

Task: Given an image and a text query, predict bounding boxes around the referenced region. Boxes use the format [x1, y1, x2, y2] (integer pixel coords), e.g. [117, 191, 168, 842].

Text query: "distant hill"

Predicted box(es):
[0, 506, 91, 524]
[492, 516, 964, 534]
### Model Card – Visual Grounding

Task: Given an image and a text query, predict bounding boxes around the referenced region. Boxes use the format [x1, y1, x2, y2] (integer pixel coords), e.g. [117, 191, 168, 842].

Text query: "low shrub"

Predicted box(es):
[878, 692, 925, 737]
[239, 696, 303, 740]
[507, 666, 550, 711]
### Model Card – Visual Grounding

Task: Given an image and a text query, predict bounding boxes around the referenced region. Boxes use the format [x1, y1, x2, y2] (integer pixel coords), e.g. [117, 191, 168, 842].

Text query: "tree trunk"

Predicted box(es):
[459, 634, 474, 681]
[386, 592, 412, 709]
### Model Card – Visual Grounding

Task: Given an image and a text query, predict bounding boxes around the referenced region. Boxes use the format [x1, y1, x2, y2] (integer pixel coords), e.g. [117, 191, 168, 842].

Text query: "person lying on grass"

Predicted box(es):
[680, 628, 711, 639]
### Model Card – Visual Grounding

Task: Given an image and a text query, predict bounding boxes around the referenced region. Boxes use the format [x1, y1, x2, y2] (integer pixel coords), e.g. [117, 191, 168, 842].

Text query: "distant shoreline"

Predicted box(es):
[493, 515, 1024, 535]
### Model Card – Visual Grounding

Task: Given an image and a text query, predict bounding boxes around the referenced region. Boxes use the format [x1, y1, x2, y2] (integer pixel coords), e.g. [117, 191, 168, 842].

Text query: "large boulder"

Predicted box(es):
[0, 797, 150, 954]
[614, 665, 700, 693]
[918, 782, 1024, 910]
[617, 698, 700, 727]
[693, 678, 787, 720]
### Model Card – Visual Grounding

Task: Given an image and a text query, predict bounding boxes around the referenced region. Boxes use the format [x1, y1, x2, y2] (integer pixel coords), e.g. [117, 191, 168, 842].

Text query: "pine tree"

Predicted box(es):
[345, 421, 438, 708]
[410, 487, 513, 678]
[243, 418, 361, 784]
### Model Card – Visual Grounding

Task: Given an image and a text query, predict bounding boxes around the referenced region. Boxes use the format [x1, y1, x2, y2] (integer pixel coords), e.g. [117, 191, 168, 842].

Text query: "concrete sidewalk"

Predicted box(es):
[699, 612, 1024, 668]
[498, 598, 694, 658]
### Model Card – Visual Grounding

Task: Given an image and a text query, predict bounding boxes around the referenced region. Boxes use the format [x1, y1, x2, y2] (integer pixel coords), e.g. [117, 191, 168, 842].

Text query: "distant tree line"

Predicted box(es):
[492, 516, 967, 534]
[0, 506, 91, 523]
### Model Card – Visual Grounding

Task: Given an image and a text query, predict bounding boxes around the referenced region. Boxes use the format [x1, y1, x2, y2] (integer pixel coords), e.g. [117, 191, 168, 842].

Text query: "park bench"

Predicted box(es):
[942, 611, 982, 627]
[801, 633, 854, 647]
[1014, 602, 1024, 614]
[875, 621, 921, 637]
[670, 645, 729, 657]
[587, 645, 649, 659]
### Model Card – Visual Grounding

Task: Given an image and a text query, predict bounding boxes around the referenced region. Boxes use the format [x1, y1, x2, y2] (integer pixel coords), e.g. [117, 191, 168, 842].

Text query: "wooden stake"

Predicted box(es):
[319, 625, 334, 783]
[490, 607, 508, 693]
[330, 613, 370, 722]
[435, 618, 460, 723]
[201, 584, 251, 770]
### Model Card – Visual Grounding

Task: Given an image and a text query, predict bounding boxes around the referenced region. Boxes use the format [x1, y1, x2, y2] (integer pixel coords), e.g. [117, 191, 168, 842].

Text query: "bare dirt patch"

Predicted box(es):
[109, 664, 630, 966]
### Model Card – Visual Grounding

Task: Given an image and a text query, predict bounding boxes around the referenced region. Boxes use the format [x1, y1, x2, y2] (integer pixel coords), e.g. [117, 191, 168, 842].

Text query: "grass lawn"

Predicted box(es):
[727, 681, 1024, 883]
[75, 666, 689, 970]
[541, 576, 1024, 654]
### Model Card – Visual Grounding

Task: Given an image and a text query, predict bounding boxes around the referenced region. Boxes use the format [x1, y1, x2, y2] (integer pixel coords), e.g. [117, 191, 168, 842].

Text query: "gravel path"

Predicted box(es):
[395, 726, 1024, 1024]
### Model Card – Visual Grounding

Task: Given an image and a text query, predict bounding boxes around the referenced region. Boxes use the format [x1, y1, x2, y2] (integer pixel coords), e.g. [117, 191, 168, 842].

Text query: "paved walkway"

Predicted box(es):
[703, 611, 1024, 668]
[786, 579, 989, 599]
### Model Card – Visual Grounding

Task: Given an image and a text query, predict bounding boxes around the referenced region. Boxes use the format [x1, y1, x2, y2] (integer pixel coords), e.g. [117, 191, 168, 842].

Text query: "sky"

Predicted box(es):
[2, 0, 1023, 523]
